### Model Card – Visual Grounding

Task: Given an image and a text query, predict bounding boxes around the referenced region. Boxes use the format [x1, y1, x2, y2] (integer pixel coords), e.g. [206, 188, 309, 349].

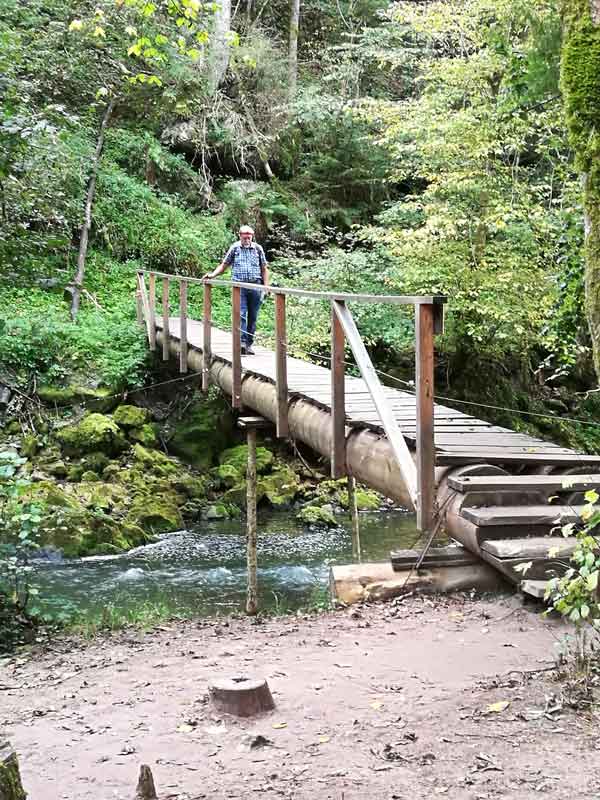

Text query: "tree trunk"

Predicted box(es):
[288, 0, 300, 101]
[209, 0, 232, 91]
[560, 0, 600, 379]
[0, 741, 26, 800]
[67, 99, 114, 322]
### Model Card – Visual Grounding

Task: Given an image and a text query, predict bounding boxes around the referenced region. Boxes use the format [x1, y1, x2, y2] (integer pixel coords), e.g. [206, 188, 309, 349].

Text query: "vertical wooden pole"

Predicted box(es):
[179, 280, 188, 374]
[347, 474, 361, 562]
[416, 302, 435, 532]
[161, 277, 169, 361]
[136, 286, 144, 327]
[148, 272, 156, 351]
[246, 427, 258, 615]
[331, 301, 346, 478]
[202, 282, 212, 393]
[274, 293, 289, 438]
[232, 286, 242, 409]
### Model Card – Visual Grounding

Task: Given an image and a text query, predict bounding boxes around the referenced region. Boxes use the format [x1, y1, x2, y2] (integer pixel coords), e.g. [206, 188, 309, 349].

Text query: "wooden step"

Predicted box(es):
[520, 580, 549, 599]
[481, 537, 576, 560]
[449, 473, 600, 493]
[479, 536, 575, 583]
[461, 504, 584, 527]
[390, 545, 478, 571]
[436, 453, 600, 466]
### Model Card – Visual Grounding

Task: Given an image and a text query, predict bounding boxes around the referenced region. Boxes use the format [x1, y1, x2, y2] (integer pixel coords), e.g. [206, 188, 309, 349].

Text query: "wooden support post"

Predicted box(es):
[347, 474, 361, 562]
[179, 279, 188, 374]
[136, 287, 144, 327]
[232, 285, 242, 409]
[202, 282, 212, 393]
[246, 426, 258, 615]
[148, 272, 156, 351]
[415, 302, 435, 532]
[161, 277, 169, 361]
[274, 293, 289, 438]
[331, 301, 346, 478]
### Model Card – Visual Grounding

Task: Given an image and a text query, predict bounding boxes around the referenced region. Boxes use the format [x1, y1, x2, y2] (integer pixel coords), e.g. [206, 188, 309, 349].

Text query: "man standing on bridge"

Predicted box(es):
[203, 225, 269, 355]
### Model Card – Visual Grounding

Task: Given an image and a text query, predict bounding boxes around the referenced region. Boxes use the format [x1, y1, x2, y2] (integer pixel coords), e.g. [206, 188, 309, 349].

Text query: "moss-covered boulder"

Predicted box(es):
[167, 395, 235, 470]
[338, 486, 381, 511]
[129, 423, 159, 447]
[55, 413, 128, 457]
[20, 434, 39, 459]
[219, 445, 273, 475]
[261, 465, 300, 508]
[37, 385, 117, 412]
[127, 494, 183, 534]
[132, 444, 178, 477]
[82, 452, 110, 474]
[296, 504, 337, 527]
[44, 460, 68, 478]
[113, 404, 150, 429]
[37, 385, 77, 406]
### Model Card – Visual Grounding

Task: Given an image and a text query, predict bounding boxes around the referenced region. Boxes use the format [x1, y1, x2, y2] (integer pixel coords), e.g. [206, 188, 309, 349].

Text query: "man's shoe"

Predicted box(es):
[246, 346, 255, 355]
[241, 345, 248, 355]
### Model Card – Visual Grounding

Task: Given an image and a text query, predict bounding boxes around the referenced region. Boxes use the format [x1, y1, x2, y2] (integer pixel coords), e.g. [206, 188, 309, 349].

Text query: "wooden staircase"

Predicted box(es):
[446, 472, 600, 585]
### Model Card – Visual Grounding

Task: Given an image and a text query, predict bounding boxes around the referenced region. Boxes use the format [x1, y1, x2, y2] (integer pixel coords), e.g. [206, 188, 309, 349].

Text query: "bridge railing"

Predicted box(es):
[136, 269, 446, 532]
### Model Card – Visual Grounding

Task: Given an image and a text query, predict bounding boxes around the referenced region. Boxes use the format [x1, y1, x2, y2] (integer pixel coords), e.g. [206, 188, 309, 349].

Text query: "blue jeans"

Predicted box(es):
[240, 286, 263, 348]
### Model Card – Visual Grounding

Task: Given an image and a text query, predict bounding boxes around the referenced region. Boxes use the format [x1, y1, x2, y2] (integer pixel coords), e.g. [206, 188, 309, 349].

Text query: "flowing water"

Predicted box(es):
[31, 510, 421, 622]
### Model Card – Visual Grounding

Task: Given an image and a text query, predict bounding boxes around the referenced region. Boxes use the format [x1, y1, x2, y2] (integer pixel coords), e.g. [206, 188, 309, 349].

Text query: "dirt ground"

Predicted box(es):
[1, 594, 599, 800]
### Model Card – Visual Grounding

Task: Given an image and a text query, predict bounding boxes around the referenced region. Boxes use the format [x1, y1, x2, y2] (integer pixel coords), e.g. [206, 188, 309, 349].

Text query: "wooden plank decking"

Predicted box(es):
[156, 316, 597, 465]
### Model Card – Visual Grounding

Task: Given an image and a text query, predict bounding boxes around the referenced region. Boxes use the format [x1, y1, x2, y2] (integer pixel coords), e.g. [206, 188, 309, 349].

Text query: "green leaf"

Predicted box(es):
[585, 490, 599, 504]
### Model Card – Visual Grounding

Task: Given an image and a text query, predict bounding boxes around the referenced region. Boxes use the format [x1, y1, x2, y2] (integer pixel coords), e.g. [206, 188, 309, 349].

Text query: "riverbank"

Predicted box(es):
[2, 595, 596, 799]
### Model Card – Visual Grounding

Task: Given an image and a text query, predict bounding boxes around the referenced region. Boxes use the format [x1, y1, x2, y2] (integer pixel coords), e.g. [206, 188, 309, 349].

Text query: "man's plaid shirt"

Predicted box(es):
[223, 241, 267, 283]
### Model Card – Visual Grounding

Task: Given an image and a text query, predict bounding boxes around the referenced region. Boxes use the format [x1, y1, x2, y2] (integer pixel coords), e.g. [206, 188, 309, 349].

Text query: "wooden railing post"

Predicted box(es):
[148, 272, 156, 351]
[331, 300, 346, 478]
[179, 279, 188, 374]
[202, 282, 212, 393]
[274, 292, 289, 437]
[232, 285, 242, 409]
[136, 283, 144, 327]
[162, 277, 169, 361]
[415, 302, 435, 532]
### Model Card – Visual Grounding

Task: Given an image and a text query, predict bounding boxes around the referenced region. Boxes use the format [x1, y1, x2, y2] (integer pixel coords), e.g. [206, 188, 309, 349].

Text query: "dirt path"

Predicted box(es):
[1, 595, 598, 799]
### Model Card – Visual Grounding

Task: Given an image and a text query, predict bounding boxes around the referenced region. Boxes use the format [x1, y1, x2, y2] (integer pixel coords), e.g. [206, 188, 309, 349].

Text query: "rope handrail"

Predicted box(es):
[135, 268, 447, 307]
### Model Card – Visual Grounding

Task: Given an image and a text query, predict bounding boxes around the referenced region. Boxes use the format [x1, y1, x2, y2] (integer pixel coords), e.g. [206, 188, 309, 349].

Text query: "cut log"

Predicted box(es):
[209, 677, 275, 717]
[0, 741, 26, 800]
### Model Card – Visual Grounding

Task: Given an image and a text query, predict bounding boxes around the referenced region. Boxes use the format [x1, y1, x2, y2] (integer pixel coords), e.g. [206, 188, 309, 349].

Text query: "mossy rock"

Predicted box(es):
[261, 465, 300, 508]
[296, 504, 337, 527]
[102, 463, 121, 481]
[44, 460, 68, 479]
[66, 465, 84, 482]
[80, 470, 100, 482]
[37, 385, 77, 405]
[205, 503, 229, 520]
[82, 452, 110, 474]
[55, 413, 128, 457]
[171, 474, 207, 499]
[23, 481, 80, 510]
[38, 509, 148, 558]
[126, 494, 183, 534]
[338, 487, 381, 511]
[113, 404, 150, 429]
[5, 421, 20, 435]
[21, 434, 39, 459]
[219, 445, 273, 475]
[215, 462, 243, 487]
[132, 444, 179, 477]
[129, 423, 159, 447]
[167, 395, 235, 470]
[72, 481, 130, 514]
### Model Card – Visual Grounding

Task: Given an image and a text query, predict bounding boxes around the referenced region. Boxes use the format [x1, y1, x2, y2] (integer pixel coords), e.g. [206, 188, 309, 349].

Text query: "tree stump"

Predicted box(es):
[0, 741, 26, 800]
[135, 765, 157, 800]
[209, 677, 275, 717]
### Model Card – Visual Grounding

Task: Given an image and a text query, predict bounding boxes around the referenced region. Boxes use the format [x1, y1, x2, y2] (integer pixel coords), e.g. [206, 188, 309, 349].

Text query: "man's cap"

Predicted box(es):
[239, 225, 254, 235]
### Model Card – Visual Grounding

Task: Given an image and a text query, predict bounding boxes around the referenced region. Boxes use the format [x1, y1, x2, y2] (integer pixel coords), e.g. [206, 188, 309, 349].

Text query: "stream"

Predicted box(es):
[31, 510, 422, 623]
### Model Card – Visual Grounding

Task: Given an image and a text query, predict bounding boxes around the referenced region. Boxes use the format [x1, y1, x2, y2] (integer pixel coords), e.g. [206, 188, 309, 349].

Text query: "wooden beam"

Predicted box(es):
[331, 300, 418, 509]
[179, 279, 188, 374]
[416, 302, 435, 532]
[232, 285, 242, 409]
[246, 426, 258, 615]
[202, 282, 212, 393]
[148, 272, 156, 351]
[274, 293, 289, 438]
[137, 272, 152, 343]
[136, 288, 144, 327]
[331, 301, 346, 478]
[161, 277, 169, 361]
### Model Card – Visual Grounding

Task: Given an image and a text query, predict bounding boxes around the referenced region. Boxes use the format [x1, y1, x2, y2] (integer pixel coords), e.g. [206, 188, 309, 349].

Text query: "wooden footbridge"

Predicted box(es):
[136, 270, 600, 588]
